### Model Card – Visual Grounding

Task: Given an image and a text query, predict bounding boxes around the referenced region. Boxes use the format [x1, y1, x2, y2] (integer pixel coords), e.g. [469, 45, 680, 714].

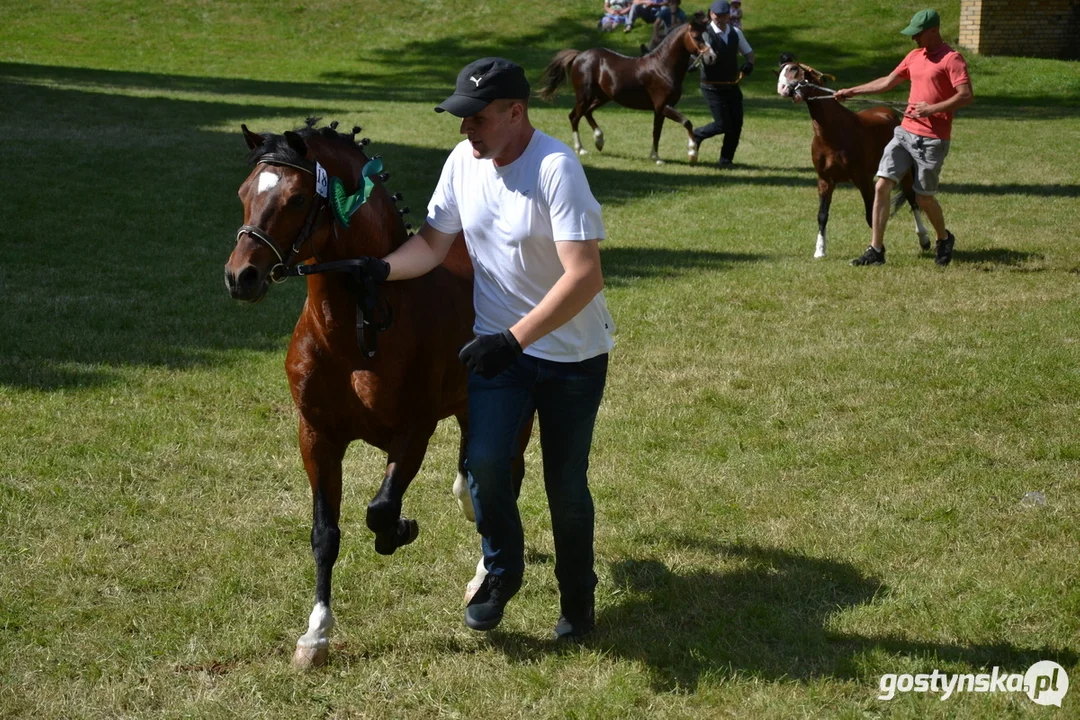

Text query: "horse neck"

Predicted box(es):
[656, 27, 694, 75]
[802, 86, 857, 140]
[307, 137, 407, 261]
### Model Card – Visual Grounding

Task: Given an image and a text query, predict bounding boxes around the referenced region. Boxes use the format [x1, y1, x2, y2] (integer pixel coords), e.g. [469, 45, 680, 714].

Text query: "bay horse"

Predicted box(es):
[224, 119, 529, 669]
[537, 14, 717, 165]
[776, 60, 930, 258]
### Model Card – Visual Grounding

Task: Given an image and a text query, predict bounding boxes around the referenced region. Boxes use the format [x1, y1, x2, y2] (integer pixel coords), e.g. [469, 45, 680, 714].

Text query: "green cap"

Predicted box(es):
[901, 8, 940, 35]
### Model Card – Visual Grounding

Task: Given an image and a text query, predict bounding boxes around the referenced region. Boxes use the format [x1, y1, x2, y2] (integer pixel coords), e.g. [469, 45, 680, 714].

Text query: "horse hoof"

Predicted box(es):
[577, 148, 588, 156]
[655, 159, 664, 166]
[688, 154, 697, 165]
[292, 644, 328, 670]
[365, 497, 401, 534]
[373, 518, 418, 555]
[918, 235, 931, 251]
[397, 517, 419, 547]
[814, 250, 827, 259]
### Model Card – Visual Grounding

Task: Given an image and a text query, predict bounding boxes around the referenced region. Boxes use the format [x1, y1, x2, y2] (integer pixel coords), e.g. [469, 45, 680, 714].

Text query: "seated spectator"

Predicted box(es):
[730, 0, 743, 28]
[624, 0, 669, 32]
[658, 0, 687, 29]
[599, 0, 632, 31]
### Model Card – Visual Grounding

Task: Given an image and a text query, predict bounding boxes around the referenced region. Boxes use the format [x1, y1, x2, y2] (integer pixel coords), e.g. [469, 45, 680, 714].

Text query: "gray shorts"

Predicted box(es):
[877, 126, 951, 195]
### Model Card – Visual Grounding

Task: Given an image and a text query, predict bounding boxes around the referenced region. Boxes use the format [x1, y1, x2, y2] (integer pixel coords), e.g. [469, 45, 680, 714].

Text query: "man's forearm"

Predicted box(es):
[384, 227, 449, 281]
[510, 268, 604, 349]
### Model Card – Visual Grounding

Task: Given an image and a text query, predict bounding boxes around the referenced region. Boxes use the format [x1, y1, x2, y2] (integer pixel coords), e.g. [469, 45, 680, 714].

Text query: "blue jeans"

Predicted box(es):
[466, 352, 608, 604]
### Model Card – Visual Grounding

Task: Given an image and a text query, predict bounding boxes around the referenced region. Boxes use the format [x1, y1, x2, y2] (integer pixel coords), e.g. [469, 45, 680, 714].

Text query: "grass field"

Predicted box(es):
[2, 1, 1079, 717]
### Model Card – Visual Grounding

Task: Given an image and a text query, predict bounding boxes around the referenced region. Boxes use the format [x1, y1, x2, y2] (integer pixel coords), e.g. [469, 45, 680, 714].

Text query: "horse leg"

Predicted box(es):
[903, 173, 931, 250]
[649, 110, 665, 164]
[815, 178, 835, 259]
[464, 414, 534, 603]
[662, 105, 696, 164]
[570, 105, 587, 156]
[453, 413, 474, 522]
[365, 423, 436, 556]
[293, 421, 347, 670]
[583, 100, 607, 152]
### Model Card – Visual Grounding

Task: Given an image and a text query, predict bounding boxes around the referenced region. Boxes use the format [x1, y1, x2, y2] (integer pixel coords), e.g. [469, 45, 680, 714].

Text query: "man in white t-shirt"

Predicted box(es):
[356, 58, 614, 640]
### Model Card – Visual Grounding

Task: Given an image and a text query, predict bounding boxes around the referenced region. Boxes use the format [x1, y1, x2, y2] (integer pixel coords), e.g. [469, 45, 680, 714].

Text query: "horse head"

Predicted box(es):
[225, 119, 404, 302]
[776, 60, 829, 104]
[683, 14, 717, 67]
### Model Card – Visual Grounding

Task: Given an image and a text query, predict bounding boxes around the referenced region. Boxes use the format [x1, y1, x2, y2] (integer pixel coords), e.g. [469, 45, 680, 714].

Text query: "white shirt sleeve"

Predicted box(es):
[540, 153, 605, 242]
[426, 144, 463, 234]
[735, 26, 752, 55]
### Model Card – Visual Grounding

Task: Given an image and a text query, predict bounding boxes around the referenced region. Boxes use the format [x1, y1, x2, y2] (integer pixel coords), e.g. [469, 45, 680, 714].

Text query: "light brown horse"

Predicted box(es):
[538, 15, 716, 165]
[224, 119, 529, 669]
[776, 61, 930, 258]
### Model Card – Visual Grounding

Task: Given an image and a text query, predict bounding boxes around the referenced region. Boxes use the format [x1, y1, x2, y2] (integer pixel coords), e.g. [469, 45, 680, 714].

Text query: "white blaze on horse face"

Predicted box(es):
[296, 601, 334, 649]
[257, 170, 280, 194]
[777, 63, 801, 98]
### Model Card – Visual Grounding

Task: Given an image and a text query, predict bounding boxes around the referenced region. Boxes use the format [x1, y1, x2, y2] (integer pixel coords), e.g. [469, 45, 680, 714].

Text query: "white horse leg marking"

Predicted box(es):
[913, 207, 931, 250]
[593, 128, 605, 151]
[814, 230, 827, 259]
[257, 170, 279, 194]
[452, 471, 475, 522]
[464, 556, 488, 604]
[688, 137, 699, 164]
[573, 131, 587, 156]
[292, 601, 334, 668]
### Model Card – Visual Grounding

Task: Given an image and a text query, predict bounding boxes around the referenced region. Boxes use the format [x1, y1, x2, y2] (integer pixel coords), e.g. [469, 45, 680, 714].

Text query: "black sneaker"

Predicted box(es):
[464, 574, 521, 631]
[935, 231, 955, 266]
[553, 602, 595, 641]
[850, 245, 886, 266]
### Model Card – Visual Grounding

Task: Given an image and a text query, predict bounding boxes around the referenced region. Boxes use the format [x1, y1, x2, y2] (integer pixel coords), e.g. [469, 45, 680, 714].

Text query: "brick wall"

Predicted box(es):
[959, 0, 1080, 58]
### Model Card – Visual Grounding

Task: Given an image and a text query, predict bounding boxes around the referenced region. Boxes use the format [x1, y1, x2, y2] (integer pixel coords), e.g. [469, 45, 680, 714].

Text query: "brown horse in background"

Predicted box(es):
[776, 60, 930, 258]
[224, 119, 529, 669]
[538, 15, 716, 165]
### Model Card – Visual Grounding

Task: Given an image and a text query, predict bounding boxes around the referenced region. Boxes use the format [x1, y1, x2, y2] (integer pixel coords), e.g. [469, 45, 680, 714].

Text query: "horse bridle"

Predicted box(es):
[236, 157, 326, 284]
[234, 155, 392, 358]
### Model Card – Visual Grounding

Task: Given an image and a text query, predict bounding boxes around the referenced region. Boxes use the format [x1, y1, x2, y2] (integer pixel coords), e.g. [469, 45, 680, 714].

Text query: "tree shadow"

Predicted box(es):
[948, 183, 1080, 198]
[592, 541, 1078, 692]
[601, 248, 769, 287]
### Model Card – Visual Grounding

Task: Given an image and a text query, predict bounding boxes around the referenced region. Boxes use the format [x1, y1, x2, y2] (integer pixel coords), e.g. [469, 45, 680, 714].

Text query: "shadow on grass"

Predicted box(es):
[594, 541, 1078, 691]
[484, 540, 1077, 692]
[601, 248, 769, 287]
[952, 248, 1045, 266]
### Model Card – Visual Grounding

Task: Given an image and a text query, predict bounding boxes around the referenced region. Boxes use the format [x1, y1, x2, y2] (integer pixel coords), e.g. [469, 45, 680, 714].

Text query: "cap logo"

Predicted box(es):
[470, 75, 483, 87]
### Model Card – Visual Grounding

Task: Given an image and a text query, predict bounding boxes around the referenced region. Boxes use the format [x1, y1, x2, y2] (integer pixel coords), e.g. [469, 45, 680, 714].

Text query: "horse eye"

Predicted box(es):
[288, 195, 307, 208]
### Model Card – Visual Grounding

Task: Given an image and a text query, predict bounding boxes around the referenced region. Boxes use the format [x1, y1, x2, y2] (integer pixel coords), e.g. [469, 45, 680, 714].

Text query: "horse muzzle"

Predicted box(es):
[224, 263, 269, 303]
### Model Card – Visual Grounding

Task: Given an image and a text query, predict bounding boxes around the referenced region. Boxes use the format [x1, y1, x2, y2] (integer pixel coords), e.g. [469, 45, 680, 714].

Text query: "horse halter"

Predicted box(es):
[236, 157, 327, 284]
[234, 153, 392, 359]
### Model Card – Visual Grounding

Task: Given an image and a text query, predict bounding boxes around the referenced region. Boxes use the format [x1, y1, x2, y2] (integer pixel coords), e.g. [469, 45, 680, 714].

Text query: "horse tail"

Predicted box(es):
[537, 50, 580, 101]
[890, 183, 909, 217]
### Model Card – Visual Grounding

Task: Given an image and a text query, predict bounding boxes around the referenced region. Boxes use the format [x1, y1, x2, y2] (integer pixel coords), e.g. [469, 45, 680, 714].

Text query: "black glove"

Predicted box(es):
[740, 62, 754, 76]
[356, 256, 390, 284]
[458, 330, 523, 379]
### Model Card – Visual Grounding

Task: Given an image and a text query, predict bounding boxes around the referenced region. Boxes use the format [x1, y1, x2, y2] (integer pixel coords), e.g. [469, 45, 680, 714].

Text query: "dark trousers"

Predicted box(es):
[466, 352, 608, 605]
[692, 84, 744, 162]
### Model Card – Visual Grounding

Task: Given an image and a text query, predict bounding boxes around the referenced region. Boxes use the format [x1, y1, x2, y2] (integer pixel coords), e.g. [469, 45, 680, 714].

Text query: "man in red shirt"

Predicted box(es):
[834, 9, 974, 266]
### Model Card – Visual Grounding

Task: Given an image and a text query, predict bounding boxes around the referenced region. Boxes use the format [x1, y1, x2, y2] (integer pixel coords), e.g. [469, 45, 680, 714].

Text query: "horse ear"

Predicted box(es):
[242, 124, 264, 150]
[284, 131, 308, 157]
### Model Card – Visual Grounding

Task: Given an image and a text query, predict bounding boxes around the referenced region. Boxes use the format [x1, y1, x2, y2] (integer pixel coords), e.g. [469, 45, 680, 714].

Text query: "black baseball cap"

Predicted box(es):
[435, 57, 531, 117]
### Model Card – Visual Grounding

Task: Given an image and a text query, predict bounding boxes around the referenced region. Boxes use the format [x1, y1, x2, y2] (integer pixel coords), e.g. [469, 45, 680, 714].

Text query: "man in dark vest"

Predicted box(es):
[691, 0, 756, 167]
